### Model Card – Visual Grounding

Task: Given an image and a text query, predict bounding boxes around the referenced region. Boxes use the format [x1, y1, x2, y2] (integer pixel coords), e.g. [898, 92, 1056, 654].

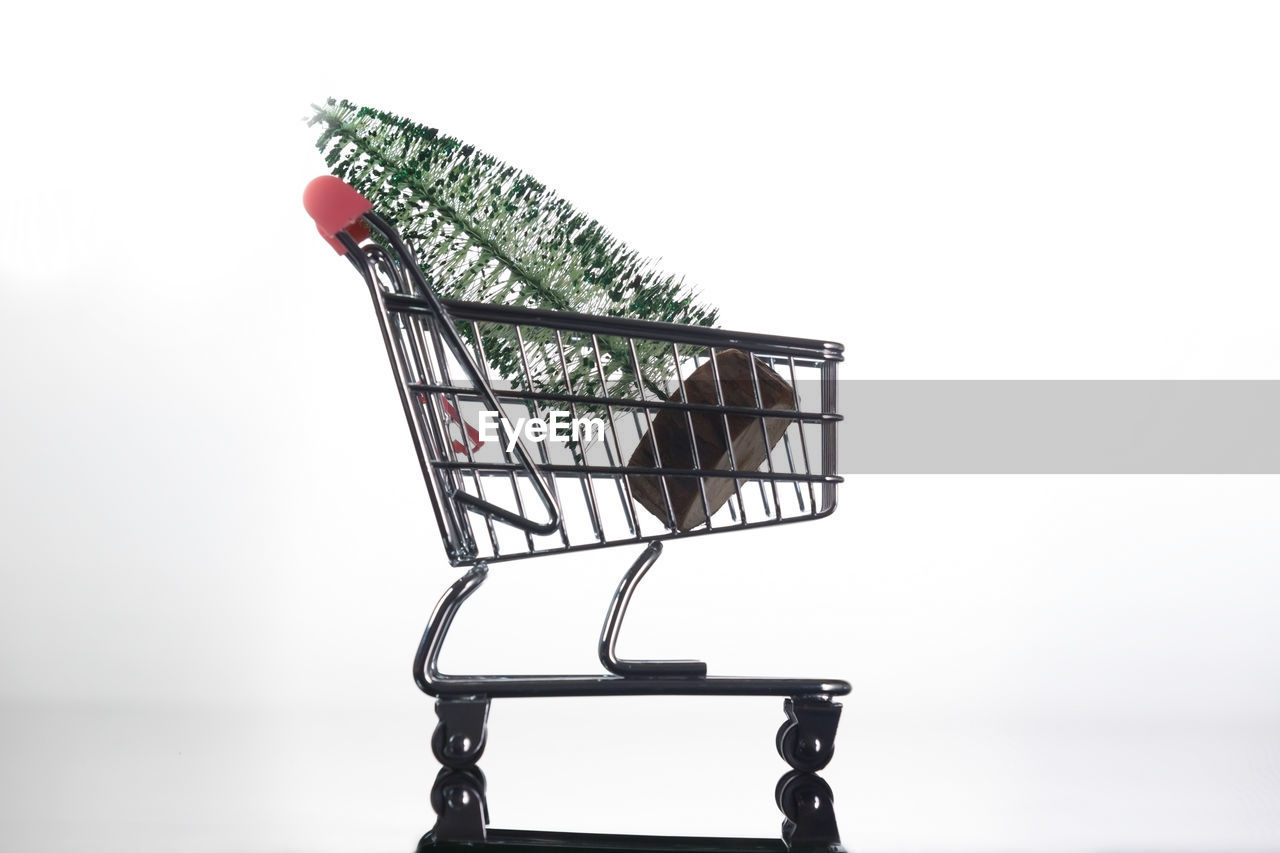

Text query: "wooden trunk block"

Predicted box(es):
[628, 348, 795, 531]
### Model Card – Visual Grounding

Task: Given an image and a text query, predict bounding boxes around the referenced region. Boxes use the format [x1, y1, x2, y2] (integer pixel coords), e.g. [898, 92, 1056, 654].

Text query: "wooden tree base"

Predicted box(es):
[628, 349, 794, 531]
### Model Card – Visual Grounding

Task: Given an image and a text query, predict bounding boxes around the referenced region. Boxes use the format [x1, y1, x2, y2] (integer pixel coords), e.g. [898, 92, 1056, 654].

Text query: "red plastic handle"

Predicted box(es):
[303, 176, 373, 254]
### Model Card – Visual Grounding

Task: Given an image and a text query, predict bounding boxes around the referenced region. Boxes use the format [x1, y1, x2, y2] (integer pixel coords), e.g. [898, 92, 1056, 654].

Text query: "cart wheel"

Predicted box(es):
[777, 696, 842, 772]
[432, 719, 488, 768]
[430, 766, 489, 842]
[430, 766, 488, 817]
[432, 698, 490, 769]
[776, 770, 841, 848]
[778, 723, 832, 772]
[775, 770, 834, 823]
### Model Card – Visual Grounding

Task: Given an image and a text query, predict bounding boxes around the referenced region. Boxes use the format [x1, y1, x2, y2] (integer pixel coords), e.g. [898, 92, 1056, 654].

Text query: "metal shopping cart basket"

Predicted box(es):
[303, 176, 850, 780]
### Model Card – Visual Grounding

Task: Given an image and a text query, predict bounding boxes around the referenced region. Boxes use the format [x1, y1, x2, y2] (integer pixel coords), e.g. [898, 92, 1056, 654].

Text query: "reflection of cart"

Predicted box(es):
[425, 764, 844, 849]
[304, 176, 849, 777]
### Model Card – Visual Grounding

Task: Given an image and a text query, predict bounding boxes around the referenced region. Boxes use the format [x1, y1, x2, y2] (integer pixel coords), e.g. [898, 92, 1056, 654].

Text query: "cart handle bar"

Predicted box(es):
[304, 175, 372, 254]
[305, 176, 561, 538]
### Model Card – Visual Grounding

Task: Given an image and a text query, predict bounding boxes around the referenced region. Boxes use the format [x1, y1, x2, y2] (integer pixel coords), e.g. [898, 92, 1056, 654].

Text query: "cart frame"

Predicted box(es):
[304, 177, 850, 835]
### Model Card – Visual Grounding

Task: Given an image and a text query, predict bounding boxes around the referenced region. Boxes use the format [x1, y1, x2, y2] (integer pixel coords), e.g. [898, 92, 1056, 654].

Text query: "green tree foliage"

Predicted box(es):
[309, 98, 717, 404]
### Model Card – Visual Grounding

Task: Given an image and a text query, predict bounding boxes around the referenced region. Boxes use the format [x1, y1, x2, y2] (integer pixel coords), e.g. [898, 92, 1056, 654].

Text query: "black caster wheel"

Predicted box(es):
[776, 769, 841, 849]
[432, 698, 490, 769]
[775, 769, 835, 822]
[432, 719, 487, 768]
[777, 723, 831, 772]
[430, 766, 489, 842]
[777, 696, 842, 772]
[430, 766, 487, 817]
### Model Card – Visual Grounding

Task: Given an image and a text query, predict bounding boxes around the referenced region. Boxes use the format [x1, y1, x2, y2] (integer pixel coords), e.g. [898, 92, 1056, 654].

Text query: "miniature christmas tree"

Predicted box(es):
[309, 98, 718, 403]
[310, 99, 794, 531]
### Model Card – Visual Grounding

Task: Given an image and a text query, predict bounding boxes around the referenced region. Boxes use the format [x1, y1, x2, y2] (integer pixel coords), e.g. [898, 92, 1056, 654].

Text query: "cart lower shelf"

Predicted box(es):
[427, 675, 850, 698]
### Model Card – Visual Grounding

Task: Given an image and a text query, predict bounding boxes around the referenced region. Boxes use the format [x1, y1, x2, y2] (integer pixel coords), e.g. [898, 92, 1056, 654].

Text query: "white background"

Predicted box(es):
[1, 2, 1278, 851]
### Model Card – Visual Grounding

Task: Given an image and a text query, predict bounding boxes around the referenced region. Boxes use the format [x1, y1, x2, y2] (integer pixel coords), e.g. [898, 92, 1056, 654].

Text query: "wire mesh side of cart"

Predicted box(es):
[357, 244, 842, 566]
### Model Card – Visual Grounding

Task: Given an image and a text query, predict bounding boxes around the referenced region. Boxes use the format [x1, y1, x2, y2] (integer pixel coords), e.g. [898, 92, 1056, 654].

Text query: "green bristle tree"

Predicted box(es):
[309, 98, 718, 404]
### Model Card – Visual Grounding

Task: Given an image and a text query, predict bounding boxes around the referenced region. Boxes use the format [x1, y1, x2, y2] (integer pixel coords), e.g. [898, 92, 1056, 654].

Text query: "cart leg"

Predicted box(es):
[429, 765, 488, 842]
[598, 542, 707, 677]
[432, 697, 490, 769]
[776, 696, 842, 772]
[776, 770, 843, 851]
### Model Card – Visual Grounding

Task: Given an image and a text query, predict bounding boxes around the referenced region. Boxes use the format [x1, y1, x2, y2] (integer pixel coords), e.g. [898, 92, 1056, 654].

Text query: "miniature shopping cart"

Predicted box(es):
[304, 177, 849, 783]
